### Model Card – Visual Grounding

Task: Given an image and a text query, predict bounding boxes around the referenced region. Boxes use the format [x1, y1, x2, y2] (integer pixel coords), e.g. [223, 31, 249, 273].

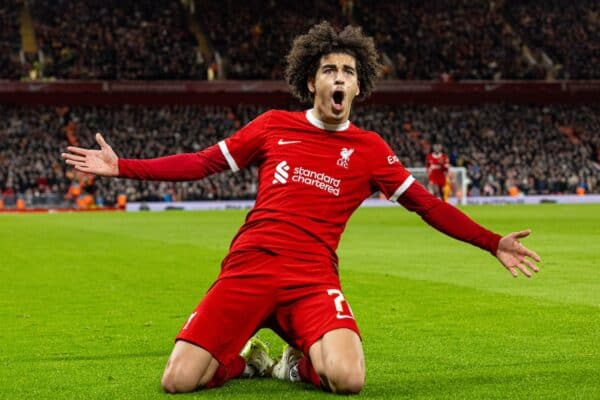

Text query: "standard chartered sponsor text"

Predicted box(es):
[292, 166, 341, 196]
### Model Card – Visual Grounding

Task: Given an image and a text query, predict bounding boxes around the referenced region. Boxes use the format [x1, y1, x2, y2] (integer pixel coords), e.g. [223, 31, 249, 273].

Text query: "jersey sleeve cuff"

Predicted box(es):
[117, 158, 131, 178]
[489, 233, 503, 256]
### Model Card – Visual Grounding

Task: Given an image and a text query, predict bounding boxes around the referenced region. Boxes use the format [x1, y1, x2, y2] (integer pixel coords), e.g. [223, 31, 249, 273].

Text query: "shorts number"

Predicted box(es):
[327, 289, 354, 320]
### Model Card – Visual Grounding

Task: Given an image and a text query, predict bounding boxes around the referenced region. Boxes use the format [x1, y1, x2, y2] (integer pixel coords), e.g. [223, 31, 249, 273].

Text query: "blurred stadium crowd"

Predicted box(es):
[1, 0, 598, 80]
[1, 104, 598, 207]
[0, 0, 598, 207]
[29, 0, 203, 80]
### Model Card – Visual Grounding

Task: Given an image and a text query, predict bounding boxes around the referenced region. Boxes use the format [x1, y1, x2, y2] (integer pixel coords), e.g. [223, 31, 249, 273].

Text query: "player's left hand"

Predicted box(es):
[496, 229, 541, 278]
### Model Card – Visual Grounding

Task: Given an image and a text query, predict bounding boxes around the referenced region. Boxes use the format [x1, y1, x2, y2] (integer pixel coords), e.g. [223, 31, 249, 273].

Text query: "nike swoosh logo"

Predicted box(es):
[278, 139, 302, 145]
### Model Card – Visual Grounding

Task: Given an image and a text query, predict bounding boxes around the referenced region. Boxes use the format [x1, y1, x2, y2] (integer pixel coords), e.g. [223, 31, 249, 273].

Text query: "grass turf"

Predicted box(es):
[0, 204, 598, 399]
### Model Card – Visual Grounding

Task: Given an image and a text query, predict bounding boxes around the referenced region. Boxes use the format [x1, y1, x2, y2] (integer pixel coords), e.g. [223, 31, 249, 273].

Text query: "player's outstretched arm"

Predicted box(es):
[496, 230, 541, 278]
[62, 133, 119, 176]
[62, 133, 229, 181]
[398, 181, 542, 278]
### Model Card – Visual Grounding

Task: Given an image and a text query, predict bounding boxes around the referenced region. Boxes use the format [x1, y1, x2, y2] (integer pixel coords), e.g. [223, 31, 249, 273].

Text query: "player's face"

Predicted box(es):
[308, 53, 360, 125]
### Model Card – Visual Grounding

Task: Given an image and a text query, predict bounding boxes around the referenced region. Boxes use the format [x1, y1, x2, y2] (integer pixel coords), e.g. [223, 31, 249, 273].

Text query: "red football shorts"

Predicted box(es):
[175, 250, 360, 365]
[428, 175, 446, 187]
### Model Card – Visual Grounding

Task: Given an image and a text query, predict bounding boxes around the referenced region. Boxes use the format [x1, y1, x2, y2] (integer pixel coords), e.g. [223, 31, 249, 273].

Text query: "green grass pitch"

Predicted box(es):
[1, 204, 599, 399]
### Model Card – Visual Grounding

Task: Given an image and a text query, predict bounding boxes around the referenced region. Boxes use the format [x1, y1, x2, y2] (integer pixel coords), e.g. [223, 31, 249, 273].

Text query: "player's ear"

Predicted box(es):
[356, 83, 360, 97]
[307, 78, 315, 94]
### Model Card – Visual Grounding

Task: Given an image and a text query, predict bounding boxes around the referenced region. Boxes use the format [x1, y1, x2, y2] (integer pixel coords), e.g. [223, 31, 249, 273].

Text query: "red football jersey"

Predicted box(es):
[426, 152, 449, 186]
[218, 109, 414, 266]
[118, 109, 501, 263]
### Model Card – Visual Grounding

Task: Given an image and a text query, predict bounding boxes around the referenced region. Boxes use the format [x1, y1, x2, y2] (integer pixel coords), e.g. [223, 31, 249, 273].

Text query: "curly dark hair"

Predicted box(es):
[285, 21, 379, 104]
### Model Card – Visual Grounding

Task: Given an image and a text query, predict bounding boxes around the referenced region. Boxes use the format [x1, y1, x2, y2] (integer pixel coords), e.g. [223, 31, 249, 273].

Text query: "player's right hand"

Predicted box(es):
[61, 133, 119, 176]
[496, 229, 541, 278]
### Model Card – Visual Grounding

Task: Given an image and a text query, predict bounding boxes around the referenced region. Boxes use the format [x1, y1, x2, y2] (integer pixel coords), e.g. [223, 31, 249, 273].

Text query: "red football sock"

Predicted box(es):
[204, 355, 246, 389]
[298, 356, 329, 391]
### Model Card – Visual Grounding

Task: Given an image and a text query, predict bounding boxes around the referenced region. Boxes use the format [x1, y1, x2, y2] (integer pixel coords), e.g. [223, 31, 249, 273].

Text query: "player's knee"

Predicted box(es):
[326, 360, 365, 394]
[331, 370, 365, 394]
[161, 362, 200, 393]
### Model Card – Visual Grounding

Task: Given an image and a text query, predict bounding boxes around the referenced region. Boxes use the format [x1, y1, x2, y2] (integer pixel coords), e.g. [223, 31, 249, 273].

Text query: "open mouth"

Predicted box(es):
[332, 90, 345, 111]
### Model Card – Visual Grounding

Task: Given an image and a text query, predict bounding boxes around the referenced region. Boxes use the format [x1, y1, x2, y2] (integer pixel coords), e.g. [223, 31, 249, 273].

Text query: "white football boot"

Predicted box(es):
[240, 336, 275, 377]
[272, 345, 303, 382]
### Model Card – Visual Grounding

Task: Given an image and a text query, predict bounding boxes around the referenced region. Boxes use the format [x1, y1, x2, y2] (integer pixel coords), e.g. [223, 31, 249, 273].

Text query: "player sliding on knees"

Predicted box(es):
[62, 22, 541, 394]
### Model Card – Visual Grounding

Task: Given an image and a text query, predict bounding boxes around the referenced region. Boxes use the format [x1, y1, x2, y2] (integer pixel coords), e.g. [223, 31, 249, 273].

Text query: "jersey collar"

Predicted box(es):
[306, 109, 350, 132]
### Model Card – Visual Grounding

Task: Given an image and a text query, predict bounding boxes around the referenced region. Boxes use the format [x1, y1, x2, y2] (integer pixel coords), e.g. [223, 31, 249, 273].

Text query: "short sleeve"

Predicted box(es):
[369, 135, 415, 201]
[218, 111, 271, 172]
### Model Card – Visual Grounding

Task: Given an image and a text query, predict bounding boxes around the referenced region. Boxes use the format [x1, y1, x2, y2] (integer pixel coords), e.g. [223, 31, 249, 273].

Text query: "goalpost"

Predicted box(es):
[407, 167, 469, 206]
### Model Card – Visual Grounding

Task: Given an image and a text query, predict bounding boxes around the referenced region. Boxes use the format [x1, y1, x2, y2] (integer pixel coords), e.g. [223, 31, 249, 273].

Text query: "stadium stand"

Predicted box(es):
[354, 0, 540, 80]
[197, 0, 349, 79]
[1, 104, 598, 208]
[190, 0, 599, 81]
[0, 1, 598, 209]
[29, 0, 205, 79]
[1, 0, 597, 80]
[506, 0, 599, 80]
[355, 104, 599, 196]
[0, 3, 22, 79]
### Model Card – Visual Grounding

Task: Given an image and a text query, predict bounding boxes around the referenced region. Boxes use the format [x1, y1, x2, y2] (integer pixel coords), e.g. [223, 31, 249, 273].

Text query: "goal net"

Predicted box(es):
[407, 167, 468, 205]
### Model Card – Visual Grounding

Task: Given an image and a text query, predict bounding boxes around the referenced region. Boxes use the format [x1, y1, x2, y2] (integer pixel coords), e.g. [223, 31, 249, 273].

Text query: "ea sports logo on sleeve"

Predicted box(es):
[272, 161, 290, 184]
